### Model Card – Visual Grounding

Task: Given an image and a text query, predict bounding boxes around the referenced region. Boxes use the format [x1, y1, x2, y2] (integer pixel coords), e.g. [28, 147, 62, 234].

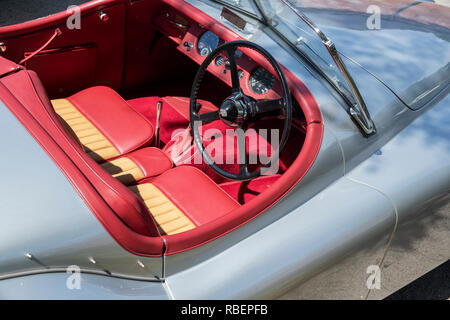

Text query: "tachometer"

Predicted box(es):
[249, 67, 275, 94]
[197, 31, 219, 57]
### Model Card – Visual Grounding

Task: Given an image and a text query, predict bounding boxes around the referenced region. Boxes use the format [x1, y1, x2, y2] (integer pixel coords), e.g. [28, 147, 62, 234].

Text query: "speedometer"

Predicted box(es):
[249, 67, 275, 95]
[197, 31, 219, 57]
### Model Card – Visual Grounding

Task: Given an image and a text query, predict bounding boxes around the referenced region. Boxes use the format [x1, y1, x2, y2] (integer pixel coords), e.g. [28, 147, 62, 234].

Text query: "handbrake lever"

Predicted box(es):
[155, 101, 162, 148]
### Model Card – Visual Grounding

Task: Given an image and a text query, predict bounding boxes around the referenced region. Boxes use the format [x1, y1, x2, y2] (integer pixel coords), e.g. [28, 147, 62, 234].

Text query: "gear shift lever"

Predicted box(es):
[155, 101, 162, 148]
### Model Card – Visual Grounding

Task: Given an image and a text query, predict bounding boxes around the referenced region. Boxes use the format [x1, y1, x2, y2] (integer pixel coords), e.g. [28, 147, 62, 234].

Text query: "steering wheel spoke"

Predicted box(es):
[237, 127, 257, 179]
[252, 98, 285, 119]
[194, 110, 220, 123]
[236, 127, 247, 163]
[226, 46, 241, 94]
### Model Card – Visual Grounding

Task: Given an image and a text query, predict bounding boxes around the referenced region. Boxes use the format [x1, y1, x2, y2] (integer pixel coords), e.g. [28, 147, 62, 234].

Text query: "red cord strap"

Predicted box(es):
[19, 28, 62, 65]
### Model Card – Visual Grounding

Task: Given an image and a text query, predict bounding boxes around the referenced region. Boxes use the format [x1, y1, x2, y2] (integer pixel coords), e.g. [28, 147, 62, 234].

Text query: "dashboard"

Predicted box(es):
[153, 7, 282, 100]
[193, 30, 278, 96]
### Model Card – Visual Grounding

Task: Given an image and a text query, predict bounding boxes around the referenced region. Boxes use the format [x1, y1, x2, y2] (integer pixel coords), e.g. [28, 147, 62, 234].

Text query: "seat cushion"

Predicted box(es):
[129, 183, 197, 235]
[130, 166, 240, 235]
[101, 147, 173, 185]
[52, 86, 154, 162]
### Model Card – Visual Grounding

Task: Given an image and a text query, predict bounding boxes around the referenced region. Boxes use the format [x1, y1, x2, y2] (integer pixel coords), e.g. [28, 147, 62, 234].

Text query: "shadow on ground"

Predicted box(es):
[0, 0, 89, 27]
[386, 260, 450, 300]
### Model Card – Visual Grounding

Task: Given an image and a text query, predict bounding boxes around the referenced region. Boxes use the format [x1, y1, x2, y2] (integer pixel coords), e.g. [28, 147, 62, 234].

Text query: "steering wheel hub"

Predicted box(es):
[219, 94, 248, 127]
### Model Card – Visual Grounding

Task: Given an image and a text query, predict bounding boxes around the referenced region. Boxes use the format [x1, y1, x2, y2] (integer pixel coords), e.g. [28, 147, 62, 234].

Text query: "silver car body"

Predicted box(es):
[0, 0, 448, 299]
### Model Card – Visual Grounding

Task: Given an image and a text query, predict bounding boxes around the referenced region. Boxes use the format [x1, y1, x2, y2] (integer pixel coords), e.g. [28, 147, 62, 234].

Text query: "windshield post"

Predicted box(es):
[325, 42, 376, 135]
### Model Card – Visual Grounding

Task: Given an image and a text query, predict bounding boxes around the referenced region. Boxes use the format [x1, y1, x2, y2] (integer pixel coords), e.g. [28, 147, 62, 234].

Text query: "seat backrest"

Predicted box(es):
[0, 66, 160, 238]
[59, 86, 155, 158]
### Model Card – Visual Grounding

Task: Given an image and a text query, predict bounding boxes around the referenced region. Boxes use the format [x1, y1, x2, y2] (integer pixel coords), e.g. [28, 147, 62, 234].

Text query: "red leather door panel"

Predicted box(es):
[25, 45, 97, 98]
[0, 0, 127, 98]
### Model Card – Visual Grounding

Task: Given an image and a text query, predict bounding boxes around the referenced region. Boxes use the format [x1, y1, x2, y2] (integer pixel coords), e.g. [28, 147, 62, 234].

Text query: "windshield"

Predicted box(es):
[213, 0, 376, 134]
[219, 1, 339, 72]
[217, 0, 261, 15]
[258, 1, 337, 69]
[217, 0, 356, 102]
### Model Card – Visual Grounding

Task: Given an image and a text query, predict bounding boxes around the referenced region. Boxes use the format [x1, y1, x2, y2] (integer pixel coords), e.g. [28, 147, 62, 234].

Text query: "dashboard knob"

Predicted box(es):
[99, 12, 109, 22]
[183, 41, 193, 51]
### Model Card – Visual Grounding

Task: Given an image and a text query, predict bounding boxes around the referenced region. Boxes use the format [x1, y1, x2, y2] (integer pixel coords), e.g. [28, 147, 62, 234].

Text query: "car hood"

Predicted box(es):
[295, 0, 450, 110]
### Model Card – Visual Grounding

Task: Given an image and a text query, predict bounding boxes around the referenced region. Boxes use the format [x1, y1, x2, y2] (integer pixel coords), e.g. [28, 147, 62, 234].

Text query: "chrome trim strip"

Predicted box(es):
[0, 267, 163, 282]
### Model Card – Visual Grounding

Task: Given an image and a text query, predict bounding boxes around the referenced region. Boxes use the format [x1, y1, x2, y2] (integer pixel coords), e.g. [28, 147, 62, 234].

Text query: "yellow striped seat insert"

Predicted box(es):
[51, 99, 120, 162]
[128, 183, 196, 235]
[101, 157, 145, 185]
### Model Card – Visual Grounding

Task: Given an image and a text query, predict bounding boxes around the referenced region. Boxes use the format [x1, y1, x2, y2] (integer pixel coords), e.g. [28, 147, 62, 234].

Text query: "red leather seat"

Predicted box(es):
[130, 166, 240, 235]
[51, 86, 175, 184]
[3, 66, 239, 238]
[51, 86, 154, 162]
[1, 69, 161, 239]
[101, 147, 173, 185]
[52, 88, 239, 235]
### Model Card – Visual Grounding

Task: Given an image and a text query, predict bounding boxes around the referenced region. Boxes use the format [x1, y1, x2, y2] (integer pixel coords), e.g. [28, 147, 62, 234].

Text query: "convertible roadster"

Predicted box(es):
[0, 0, 448, 299]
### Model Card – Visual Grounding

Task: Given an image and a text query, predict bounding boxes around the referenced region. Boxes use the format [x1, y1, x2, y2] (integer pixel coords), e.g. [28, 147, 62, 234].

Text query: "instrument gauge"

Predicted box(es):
[249, 67, 275, 95]
[215, 56, 224, 66]
[197, 31, 219, 57]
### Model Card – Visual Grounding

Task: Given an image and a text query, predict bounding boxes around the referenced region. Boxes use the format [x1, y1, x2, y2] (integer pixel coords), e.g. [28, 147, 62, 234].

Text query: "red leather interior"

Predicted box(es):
[0, 0, 324, 256]
[160, 119, 280, 184]
[128, 96, 188, 145]
[127, 96, 217, 145]
[148, 166, 240, 226]
[0, 56, 19, 77]
[131, 98, 303, 187]
[219, 175, 282, 204]
[0, 69, 162, 244]
[67, 86, 154, 157]
[163, 96, 217, 119]
[25, 45, 97, 97]
[126, 147, 173, 179]
[0, 0, 127, 97]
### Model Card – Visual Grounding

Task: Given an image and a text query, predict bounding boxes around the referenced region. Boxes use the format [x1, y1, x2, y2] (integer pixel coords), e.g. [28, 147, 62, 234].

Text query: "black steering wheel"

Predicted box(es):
[190, 40, 292, 181]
